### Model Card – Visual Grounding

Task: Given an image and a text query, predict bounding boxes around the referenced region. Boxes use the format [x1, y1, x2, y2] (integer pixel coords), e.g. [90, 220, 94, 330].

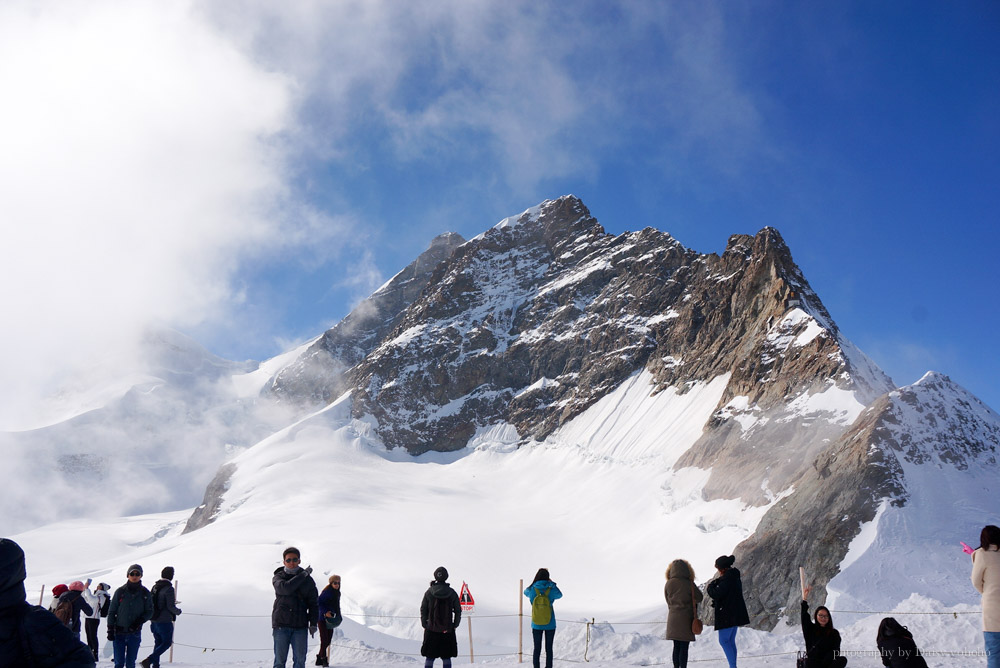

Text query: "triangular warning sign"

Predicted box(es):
[459, 581, 475, 611]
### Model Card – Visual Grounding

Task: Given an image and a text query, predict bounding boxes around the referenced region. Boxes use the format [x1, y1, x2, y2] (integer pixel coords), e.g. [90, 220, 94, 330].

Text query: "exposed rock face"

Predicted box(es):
[265, 232, 466, 406]
[731, 372, 1000, 629]
[182, 463, 236, 534]
[340, 196, 891, 509]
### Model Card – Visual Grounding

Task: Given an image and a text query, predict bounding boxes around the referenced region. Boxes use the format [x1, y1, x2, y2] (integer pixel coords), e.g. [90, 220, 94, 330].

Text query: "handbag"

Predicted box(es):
[796, 650, 807, 668]
[690, 583, 703, 635]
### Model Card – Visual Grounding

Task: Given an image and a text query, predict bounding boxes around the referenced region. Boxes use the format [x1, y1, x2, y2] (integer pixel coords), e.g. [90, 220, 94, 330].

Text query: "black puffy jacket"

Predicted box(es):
[706, 567, 750, 630]
[271, 568, 318, 629]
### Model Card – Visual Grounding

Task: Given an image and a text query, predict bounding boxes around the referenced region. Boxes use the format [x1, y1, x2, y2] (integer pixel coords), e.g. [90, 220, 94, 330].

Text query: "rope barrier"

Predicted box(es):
[181, 608, 980, 622]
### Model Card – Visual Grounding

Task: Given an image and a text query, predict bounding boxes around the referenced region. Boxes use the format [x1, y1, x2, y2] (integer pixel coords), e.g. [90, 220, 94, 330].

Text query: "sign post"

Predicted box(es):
[460, 582, 475, 663]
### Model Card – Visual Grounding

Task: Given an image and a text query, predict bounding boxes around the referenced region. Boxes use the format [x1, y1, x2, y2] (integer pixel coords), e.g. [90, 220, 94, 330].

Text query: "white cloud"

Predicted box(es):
[0, 1, 298, 426]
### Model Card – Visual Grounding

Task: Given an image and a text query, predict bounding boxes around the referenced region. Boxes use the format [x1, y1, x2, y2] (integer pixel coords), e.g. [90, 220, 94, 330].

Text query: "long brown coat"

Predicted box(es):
[665, 561, 704, 642]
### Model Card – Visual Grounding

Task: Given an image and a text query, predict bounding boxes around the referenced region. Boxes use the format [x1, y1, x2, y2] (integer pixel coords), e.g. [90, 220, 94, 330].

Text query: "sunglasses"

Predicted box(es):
[128, 571, 141, 577]
[332, 581, 341, 585]
[284, 557, 300, 563]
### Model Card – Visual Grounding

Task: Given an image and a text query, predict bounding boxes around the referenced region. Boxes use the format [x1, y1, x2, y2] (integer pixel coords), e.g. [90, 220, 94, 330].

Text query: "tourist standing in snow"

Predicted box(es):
[0, 538, 96, 667]
[272, 547, 319, 668]
[524, 568, 562, 668]
[706, 555, 749, 668]
[665, 559, 703, 668]
[49, 583, 68, 610]
[972, 524, 1000, 668]
[875, 617, 928, 668]
[316, 574, 343, 666]
[420, 566, 461, 668]
[83, 582, 110, 661]
[107, 564, 153, 668]
[800, 586, 846, 668]
[141, 566, 181, 668]
[59, 580, 94, 638]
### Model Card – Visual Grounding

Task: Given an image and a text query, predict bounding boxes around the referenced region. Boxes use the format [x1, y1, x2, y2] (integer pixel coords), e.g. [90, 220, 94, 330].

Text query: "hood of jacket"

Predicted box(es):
[668, 561, 693, 581]
[0, 539, 27, 611]
[529, 580, 556, 594]
[428, 581, 454, 599]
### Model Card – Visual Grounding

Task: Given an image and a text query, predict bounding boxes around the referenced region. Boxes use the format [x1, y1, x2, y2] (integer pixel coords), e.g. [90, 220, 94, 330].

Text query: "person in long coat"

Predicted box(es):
[665, 559, 703, 668]
[972, 524, 1000, 668]
[420, 566, 461, 668]
[706, 555, 749, 668]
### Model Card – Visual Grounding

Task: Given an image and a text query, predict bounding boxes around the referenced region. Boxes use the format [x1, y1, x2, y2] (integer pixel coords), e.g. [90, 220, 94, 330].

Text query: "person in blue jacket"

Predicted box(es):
[523, 568, 562, 668]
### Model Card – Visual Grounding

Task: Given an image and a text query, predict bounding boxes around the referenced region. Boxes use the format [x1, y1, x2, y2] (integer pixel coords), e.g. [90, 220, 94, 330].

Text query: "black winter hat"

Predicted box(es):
[433, 566, 448, 582]
[127, 564, 143, 577]
[714, 555, 736, 570]
[161, 566, 174, 580]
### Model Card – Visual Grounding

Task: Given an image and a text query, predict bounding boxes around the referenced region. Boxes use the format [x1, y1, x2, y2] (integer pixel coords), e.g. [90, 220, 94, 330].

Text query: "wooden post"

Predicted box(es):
[799, 567, 806, 600]
[468, 614, 474, 663]
[38, 585, 45, 606]
[169, 579, 178, 663]
[518, 579, 523, 664]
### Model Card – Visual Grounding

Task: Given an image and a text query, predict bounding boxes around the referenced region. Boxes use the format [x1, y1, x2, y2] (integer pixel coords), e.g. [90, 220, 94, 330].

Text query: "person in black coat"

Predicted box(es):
[141, 566, 182, 668]
[876, 617, 928, 668]
[60, 581, 94, 638]
[800, 586, 846, 668]
[272, 547, 319, 668]
[419, 566, 461, 668]
[0, 538, 96, 668]
[706, 555, 749, 668]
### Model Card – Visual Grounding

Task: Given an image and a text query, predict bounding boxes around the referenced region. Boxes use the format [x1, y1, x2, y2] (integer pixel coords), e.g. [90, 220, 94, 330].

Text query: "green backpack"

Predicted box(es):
[531, 587, 552, 626]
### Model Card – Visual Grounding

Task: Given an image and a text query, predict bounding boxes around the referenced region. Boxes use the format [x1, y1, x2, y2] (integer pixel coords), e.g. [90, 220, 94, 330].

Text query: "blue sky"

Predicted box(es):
[1, 0, 997, 420]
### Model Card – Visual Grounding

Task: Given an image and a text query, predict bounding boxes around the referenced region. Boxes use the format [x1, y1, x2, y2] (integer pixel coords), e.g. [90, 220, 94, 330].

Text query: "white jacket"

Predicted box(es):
[971, 546, 1000, 632]
[83, 587, 109, 620]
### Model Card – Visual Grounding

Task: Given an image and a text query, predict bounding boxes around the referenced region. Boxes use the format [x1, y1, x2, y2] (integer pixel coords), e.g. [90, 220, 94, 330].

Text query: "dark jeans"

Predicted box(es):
[532, 628, 555, 668]
[113, 630, 142, 668]
[423, 659, 452, 668]
[148, 621, 174, 666]
[672, 639, 690, 668]
[85, 618, 100, 658]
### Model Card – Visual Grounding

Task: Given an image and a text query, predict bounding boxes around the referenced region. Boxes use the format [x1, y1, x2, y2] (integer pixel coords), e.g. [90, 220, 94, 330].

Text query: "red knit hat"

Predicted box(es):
[52, 583, 68, 597]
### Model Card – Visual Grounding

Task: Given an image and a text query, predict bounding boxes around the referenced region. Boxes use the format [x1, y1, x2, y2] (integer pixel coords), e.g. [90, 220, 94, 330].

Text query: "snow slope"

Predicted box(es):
[9, 370, 990, 667]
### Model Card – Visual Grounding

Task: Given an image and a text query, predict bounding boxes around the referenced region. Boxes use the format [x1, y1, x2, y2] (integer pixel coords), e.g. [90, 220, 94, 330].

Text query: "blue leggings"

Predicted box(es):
[717, 626, 738, 668]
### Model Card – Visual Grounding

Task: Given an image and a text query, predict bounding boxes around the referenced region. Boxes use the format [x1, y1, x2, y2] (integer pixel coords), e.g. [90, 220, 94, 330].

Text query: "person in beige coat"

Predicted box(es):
[971, 524, 1000, 668]
[665, 559, 703, 668]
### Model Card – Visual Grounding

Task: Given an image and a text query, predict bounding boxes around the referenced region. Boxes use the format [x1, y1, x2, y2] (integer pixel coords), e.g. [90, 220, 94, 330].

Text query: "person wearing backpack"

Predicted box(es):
[83, 582, 109, 661]
[523, 568, 562, 668]
[56, 581, 94, 638]
[0, 537, 96, 667]
[419, 566, 461, 668]
[140, 567, 181, 668]
[107, 564, 153, 668]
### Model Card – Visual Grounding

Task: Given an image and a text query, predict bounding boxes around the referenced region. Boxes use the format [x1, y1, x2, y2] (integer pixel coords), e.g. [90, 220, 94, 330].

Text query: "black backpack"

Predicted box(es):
[150, 581, 166, 617]
[427, 594, 453, 633]
[99, 592, 110, 618]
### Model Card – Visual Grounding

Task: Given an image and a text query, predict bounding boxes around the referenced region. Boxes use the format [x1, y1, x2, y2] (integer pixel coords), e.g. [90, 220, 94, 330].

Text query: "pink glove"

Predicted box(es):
[961, 541, 975, 555]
